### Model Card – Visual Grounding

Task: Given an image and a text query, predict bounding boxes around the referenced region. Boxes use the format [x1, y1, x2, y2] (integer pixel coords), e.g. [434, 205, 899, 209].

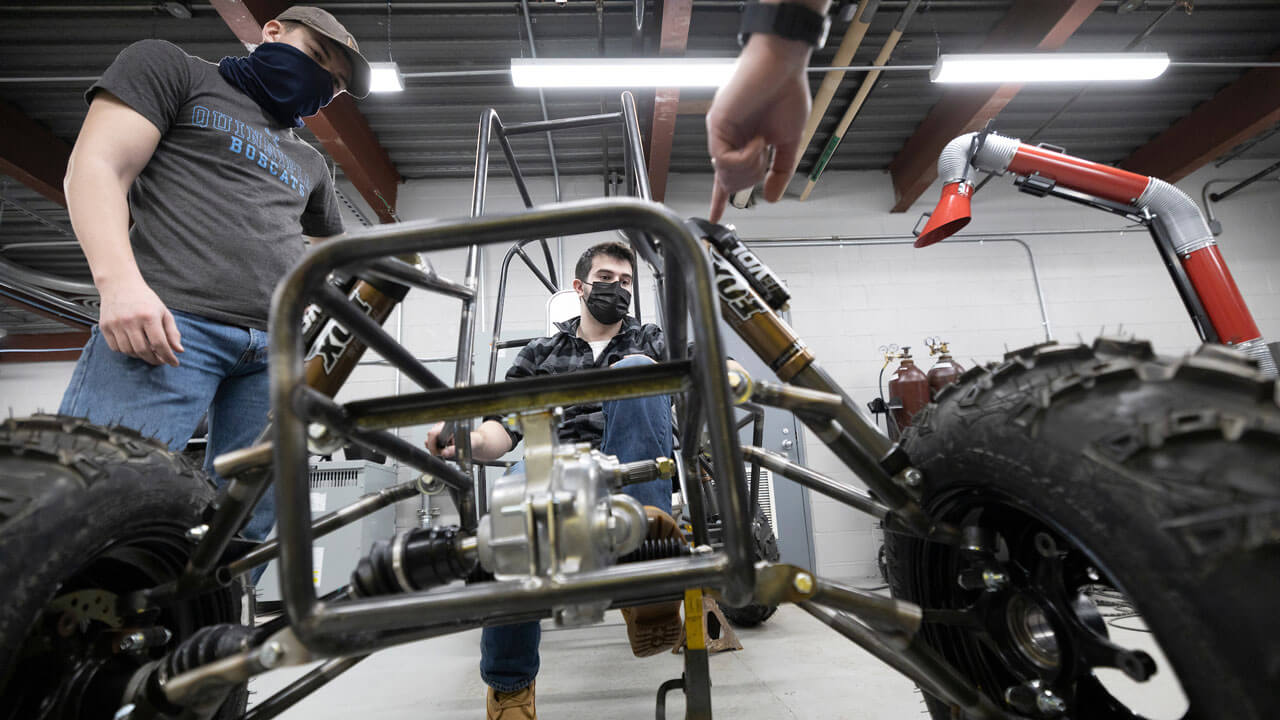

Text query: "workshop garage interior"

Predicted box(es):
[0, 1, 1277, 719]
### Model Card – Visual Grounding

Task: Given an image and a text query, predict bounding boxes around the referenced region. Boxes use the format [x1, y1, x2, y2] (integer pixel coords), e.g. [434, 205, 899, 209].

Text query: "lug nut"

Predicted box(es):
[117, 632, 147, 652]
[1035, 689, 1067, 716]
[655, 457, 676, 478]
[982, 570, 1008, 591]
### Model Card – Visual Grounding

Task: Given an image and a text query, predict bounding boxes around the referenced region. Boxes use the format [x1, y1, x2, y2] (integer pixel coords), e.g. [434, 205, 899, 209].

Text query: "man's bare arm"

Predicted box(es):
[425, 419, 514, 463]
[65, 92, 183, 366]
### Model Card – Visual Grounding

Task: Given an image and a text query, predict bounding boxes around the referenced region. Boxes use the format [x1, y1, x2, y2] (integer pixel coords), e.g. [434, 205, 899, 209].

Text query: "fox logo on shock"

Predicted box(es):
[726, 244, 785, 300]
[305, 293, 375, 374]
[712, 253, 765, 322]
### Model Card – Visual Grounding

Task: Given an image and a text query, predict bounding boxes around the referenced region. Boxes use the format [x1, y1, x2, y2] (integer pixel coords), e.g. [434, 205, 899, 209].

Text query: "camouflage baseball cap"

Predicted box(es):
[276, 6, 371, 98]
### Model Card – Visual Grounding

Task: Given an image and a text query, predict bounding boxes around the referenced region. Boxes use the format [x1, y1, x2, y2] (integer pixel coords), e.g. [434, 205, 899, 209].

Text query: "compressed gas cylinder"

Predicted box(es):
[925, 339, 965, 398]
[887, 347, 930, 439]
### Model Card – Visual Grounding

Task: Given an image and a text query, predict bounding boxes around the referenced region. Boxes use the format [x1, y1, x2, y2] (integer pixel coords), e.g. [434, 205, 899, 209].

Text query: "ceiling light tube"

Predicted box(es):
[369, 61, 405, 92]
[931, 52, 1170, 84]
[510, 58, 737, 88]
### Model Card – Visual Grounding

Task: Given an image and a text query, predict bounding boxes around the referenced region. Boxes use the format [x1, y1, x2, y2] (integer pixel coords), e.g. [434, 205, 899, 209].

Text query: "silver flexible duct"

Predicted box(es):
[1137, 178, 1216, 256]
[935, 132, 1020, 186]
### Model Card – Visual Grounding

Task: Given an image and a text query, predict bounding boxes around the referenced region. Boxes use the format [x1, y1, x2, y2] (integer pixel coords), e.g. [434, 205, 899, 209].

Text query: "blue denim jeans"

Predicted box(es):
[479, 355, 674, 692]
[59, 311, 276, 552]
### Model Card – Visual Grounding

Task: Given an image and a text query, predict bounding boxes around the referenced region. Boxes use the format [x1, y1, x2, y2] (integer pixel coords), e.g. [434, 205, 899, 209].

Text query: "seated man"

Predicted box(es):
[426, 240, 680, 720]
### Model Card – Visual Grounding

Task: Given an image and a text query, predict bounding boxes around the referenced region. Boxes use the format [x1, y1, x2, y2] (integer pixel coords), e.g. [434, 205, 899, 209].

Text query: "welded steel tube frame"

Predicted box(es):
[268, 198, 752, 655]
[483, 93, 659, 390]
[475, 92, 664, 515]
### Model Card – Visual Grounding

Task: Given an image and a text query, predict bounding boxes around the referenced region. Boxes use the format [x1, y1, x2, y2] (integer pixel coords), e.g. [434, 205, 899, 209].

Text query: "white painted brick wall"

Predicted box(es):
[3, 162, 1276, 581]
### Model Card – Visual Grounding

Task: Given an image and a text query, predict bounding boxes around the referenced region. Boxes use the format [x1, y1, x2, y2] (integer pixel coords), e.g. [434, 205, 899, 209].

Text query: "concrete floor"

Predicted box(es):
[247, 591, 1187, 719]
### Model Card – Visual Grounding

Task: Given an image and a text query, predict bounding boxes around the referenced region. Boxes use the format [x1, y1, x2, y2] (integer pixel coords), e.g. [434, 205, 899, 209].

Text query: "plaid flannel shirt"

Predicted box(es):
[486, 315, 666, 450]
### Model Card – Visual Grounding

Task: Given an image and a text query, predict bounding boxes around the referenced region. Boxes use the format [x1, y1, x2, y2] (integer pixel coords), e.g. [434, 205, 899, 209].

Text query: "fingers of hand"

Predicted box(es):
[763, 140, 800, 203]
[714, 135, 769, 190]
[709, 180, 728, 223]
[125, 326, 161, 365]
[424, 423, 443, 455]
[163, 311, 184, 354]
[145, 316, 179, 366]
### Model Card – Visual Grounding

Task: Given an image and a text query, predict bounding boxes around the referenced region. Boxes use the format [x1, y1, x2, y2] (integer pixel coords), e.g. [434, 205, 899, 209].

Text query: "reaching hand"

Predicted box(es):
[706, 34, 813, 223]
[425, 421, 456, 458]
[97, 277, 184, 366]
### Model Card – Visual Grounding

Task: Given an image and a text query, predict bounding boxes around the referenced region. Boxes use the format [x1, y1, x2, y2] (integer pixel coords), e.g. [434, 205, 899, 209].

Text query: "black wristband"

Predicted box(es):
[738, 3, 831, 49]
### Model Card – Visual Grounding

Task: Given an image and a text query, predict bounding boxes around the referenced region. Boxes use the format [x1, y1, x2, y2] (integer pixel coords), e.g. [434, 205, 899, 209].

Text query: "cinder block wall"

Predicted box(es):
[3, 164, 1276, 580]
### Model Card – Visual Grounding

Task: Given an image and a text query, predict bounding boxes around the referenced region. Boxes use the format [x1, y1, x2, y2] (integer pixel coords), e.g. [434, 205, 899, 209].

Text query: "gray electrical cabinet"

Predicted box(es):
[256, 460, 400, 603]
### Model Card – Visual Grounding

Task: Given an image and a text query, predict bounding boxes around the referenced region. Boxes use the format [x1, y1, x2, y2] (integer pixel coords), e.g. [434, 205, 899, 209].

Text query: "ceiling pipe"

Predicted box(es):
[743, 232, 1054, 342]
[1200, 174, 1280, 235]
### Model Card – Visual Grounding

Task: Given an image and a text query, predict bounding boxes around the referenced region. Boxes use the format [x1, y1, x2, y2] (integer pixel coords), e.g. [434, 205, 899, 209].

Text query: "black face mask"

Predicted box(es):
[218, 42, 334, 128]
[583, 280, 631, 325]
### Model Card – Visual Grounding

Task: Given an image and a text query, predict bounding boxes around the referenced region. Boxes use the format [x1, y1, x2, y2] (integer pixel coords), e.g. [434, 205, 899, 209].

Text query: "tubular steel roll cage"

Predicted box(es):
[151, 93, 1011, 720]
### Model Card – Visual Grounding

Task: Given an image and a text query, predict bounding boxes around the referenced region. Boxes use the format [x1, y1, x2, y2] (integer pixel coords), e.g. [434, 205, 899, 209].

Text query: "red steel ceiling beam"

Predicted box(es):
[646, 0, 693, 203]
[886, 0, 1103, 213]
[1120, 49, 1280, 183]
[211, 0, 401, 223]
[0, 98, 71, 206]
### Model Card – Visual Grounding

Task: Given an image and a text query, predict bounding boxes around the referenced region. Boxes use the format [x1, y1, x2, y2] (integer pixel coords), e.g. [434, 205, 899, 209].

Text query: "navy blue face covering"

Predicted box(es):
[218, 42, 334, 128]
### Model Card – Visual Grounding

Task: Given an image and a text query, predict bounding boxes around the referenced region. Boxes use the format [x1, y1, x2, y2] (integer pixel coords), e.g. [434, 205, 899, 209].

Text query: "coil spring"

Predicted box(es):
[620, 537, 692, 564]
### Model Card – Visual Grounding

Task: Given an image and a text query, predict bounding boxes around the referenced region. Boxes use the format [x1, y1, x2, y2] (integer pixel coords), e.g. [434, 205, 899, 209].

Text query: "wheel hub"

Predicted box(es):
[1005, 593, 1062, 671]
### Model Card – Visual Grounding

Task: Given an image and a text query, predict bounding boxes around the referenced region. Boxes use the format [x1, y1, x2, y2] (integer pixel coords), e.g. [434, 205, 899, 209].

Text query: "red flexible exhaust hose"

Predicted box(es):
[1006, 145, 1151, 206]
[1181, 246, 1261, 345]
[920, 132, 1268, 360]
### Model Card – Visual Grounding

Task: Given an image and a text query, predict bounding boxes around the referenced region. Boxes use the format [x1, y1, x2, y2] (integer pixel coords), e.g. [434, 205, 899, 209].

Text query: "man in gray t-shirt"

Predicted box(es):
[59, 7, 371, 549]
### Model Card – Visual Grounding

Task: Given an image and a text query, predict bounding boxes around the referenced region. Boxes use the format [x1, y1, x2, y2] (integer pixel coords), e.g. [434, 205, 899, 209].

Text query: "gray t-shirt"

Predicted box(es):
[88, 39, 343, 330]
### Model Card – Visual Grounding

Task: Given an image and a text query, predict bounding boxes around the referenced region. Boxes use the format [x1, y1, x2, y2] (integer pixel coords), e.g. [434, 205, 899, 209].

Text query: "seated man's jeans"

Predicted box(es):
[479, 355, 673, 692]
[59, 310, 276, 581]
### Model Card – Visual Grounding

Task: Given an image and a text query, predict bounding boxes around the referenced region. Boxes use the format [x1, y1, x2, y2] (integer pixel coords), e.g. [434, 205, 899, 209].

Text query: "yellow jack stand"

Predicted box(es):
[655, 589, 714, 719]
[674, 593, 743, 655]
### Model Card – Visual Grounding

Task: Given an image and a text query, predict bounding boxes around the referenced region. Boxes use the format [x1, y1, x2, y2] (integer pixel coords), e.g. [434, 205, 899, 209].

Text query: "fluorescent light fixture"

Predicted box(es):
[931, 52, 1170, 83]
[511, 58, 736, 88]
[369, 61, 404, 92]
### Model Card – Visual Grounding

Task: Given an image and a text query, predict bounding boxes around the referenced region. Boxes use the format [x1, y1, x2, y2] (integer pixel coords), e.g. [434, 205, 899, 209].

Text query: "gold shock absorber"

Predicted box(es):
[304, 279, 401, 396]
[708, 246, 815, 383]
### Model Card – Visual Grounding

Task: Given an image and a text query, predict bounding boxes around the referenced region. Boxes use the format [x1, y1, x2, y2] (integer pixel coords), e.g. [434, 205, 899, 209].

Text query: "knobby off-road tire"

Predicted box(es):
[720, 503, 782, 628]
[886, 340, 1280, 720]
[0, 415, 247, 719]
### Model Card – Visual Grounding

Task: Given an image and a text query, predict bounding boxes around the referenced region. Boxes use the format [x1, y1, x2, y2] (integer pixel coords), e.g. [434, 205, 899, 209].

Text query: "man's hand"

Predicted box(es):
[97, 276, 183, 366]
[426, 420, 515, 463]
[425, 421, 462, 459]
[705, 34, 813, 223]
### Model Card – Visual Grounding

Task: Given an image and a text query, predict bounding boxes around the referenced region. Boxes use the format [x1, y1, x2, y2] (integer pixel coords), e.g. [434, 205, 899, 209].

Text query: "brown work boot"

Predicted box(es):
[486, 681, 536, 720]
[621, 506, 685, 657]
